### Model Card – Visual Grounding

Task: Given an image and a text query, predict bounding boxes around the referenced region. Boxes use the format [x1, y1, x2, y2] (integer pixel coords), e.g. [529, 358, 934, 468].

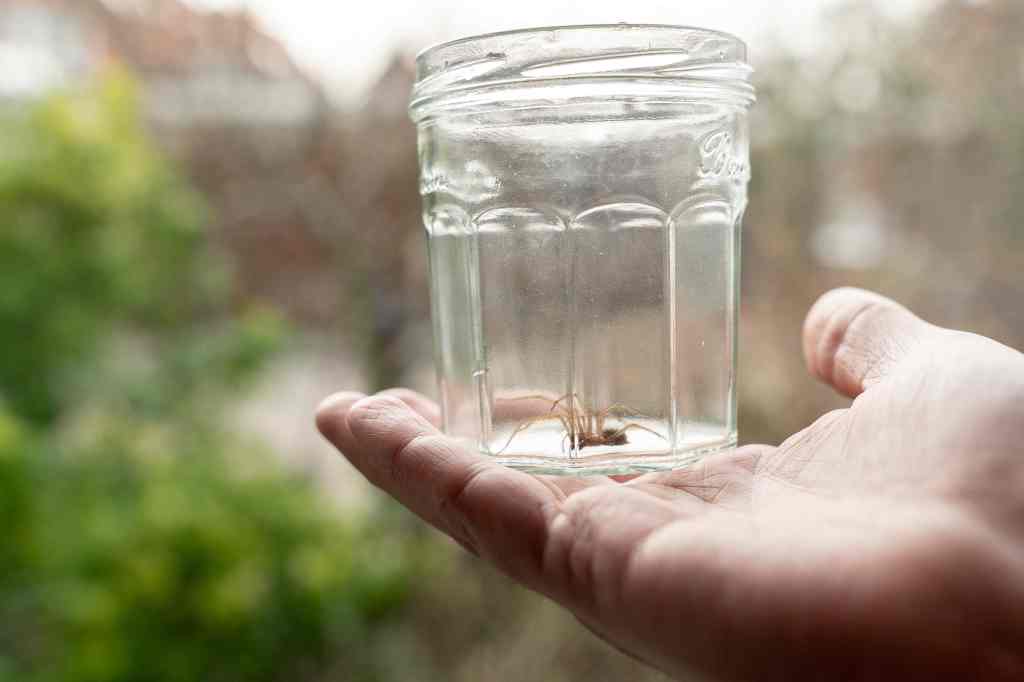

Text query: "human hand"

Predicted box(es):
[316, 288, 1024, 681]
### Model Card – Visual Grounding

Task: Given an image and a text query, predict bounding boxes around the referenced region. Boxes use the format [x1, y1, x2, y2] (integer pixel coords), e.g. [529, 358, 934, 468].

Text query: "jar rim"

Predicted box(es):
[414, 23, 747, 64]
[410, 24, 754, 122]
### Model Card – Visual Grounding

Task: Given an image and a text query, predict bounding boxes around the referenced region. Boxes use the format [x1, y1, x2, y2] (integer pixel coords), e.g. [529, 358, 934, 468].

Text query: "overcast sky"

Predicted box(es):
[185, 0, 934, 102]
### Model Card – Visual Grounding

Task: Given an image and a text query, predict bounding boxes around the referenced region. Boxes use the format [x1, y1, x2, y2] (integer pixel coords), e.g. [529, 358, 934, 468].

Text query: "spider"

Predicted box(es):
[491, 392, 666, 456]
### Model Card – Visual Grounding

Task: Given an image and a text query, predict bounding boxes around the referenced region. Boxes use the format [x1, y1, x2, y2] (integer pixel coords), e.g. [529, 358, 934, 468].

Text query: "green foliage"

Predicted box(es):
[0, 71, 227, 426]
[0, 74, 436, 681]
[0, 412, 429, 682]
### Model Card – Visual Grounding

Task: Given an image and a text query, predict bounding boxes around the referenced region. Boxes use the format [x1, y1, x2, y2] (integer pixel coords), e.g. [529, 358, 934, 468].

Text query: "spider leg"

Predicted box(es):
[549, 392, 585, 416]
[557, 413, 578, 458]
[493, 393, 579, 424]
[492, 414, 560, 455]
[492, 393, 563, 419]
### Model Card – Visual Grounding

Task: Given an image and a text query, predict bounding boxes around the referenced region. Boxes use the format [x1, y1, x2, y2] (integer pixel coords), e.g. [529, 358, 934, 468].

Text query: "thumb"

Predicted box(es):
[802, 287, 931, 398]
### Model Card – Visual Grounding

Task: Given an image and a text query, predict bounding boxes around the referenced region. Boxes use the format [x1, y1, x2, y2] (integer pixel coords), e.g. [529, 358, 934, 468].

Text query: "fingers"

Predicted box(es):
[315, 391, 365, 450]
[316, 391, 562, 590]
[317, 389, 441, 433]
[802, 288, 930, 398]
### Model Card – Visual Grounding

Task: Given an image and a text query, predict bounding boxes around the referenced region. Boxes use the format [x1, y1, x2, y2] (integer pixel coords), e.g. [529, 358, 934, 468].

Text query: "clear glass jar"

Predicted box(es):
[409, 24, 754, 475]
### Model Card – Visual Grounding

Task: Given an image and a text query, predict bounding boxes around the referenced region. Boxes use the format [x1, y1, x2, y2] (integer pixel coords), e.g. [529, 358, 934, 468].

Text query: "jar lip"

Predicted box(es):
[414, 23, 748, 64]
[410, 24, 753, 122]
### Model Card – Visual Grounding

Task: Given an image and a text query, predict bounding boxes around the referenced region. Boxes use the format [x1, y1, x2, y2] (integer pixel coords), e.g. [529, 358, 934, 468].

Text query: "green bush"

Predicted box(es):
[0, 74, 437, 681]
[0, 73, 203, 425]
[0, 413, 427, 682]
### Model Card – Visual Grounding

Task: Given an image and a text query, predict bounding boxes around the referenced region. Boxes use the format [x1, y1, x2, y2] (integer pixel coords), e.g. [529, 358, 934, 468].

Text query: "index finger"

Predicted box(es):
[316, 392, 564, 589]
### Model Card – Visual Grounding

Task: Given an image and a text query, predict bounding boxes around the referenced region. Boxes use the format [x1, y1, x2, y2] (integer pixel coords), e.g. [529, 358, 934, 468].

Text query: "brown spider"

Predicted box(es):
[492, 393, 666, 456]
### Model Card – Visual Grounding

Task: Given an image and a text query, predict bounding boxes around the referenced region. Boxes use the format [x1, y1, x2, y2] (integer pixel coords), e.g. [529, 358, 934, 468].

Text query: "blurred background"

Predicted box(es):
[1, 0, 1022, 680]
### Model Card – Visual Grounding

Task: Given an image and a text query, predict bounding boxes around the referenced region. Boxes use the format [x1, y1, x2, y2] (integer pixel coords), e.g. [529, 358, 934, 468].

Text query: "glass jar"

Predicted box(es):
[409, 24, 754, 475]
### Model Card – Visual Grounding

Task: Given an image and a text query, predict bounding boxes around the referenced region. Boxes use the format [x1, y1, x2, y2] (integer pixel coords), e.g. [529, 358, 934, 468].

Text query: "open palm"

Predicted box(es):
[317, 288, 1024, 681]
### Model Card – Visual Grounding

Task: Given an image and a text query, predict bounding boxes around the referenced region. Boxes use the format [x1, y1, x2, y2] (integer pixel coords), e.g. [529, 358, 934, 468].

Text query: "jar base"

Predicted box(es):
[490, 436, 737, 476]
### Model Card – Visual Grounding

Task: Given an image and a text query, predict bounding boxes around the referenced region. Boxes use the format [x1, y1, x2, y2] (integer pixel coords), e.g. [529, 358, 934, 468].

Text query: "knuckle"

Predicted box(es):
[436, 459, 489, 518]
[388, 432, 434, 478]
[434, 459, 492, 549]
